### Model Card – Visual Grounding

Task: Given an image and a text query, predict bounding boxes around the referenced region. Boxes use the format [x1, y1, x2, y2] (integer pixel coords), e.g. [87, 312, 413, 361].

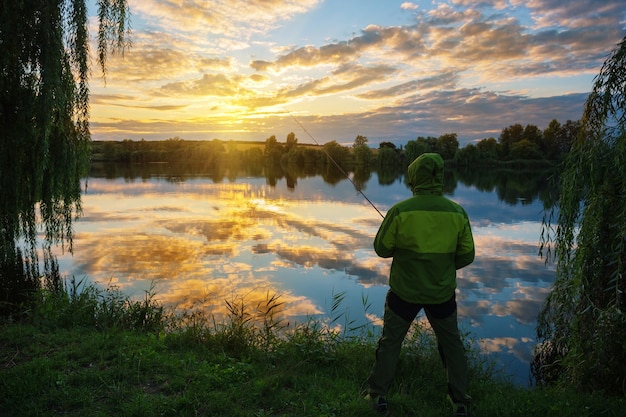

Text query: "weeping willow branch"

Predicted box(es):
[535, 36, 626, 394]
[0, 0, 131, 313]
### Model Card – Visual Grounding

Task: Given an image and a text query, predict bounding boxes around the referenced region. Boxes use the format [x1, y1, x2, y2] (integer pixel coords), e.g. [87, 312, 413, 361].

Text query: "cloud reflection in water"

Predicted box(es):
[56, 174, 554, 385]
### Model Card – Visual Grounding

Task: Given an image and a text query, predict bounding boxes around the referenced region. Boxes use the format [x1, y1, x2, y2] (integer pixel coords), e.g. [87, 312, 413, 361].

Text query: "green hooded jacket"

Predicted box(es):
[373, 153, 475, 304]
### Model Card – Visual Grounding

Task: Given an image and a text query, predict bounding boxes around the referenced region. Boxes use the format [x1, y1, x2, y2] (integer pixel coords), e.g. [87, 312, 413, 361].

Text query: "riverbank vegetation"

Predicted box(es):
[1, 281, 623, 417]
[90, 117, 578, 173]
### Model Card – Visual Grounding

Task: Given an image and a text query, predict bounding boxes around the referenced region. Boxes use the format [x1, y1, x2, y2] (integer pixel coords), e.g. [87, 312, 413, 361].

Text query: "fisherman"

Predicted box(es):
[364, 152, 475, 417]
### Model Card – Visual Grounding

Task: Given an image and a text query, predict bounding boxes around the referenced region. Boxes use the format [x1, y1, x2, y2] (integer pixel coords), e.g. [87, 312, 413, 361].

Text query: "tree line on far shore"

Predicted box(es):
[93, 118, 579, 170]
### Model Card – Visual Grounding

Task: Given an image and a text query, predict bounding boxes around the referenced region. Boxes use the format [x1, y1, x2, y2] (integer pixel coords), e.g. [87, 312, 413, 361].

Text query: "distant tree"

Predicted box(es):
[536, 37, 626, 394]
[322, 140, 349, 167]
[102, 141, 118, 161]
[285, 132, 298, 152]
[164, 136, 185, 153]
[286, 146, 305, 166]
[456, 143, 479, 165]
[404, 138, 430, 162]
[476, 137, 499, 160]
[499, 123, 524, 157]
[353, 135, 372, 166]
[264, 135, 278, 152]
[264, 135, 285, 164]
[523, 124, 543, 145]
[508, 139, 543, 160]
[377, 147, 399, 167]
[541, 119, 579, 160]
[379, 141, 397, 149]
[542, 119, 563, 160]
[208, 139, 226, 161]
[354, 135, 368, 147]
[377, 141, 402, 167]
[302, 147, 324, 166]
[418, 136, 438, 153]
[436, 133, 459, 160]
[242, 146, 264, 165]
[557, 120, 580, 156]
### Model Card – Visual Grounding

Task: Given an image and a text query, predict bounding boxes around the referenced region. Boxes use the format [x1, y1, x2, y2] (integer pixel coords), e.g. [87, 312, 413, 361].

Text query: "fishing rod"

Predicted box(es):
[283, 108, 385, 220]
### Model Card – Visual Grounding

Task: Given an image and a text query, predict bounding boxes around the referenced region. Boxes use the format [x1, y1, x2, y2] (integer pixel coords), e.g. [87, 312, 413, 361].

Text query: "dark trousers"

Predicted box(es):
[366, 290, 471, 405]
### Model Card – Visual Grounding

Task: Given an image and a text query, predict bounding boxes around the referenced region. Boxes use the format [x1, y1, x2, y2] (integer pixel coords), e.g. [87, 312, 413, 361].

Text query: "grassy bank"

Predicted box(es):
[1, 282, 623, 417]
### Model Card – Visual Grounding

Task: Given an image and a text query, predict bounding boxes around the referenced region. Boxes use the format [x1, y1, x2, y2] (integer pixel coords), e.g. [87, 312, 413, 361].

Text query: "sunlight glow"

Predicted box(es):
[86, 1, 624, 143]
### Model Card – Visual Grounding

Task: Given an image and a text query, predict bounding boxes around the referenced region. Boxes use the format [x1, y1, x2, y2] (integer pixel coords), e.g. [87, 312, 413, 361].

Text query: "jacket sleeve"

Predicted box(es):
[373, 207, 398, 258]
[455, 212, 475, 269]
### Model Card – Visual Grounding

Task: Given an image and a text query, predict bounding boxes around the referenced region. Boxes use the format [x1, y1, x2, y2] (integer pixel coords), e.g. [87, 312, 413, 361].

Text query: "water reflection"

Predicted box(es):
[55, 162, 556, 386]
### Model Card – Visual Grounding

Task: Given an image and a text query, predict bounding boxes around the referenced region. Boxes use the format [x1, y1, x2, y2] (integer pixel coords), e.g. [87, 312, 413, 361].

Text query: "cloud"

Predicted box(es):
[451, 0, 509, 9]
[400, 2, 419, 11]
[148, 61, 398, 110]
[356, 71, 459, 99]
[99, 31, 234, 82]
[281, 63, 398, 98]
[524, 0, 625, 30]
[159, 73, 250, 97]
[131, 0, 322, 39]
[90, 94, 189, 111]
[425, 3, 482, 26]
[283, 88, 587, 144]
[88, 0, 625, 144]
[250, 24, 429, 72]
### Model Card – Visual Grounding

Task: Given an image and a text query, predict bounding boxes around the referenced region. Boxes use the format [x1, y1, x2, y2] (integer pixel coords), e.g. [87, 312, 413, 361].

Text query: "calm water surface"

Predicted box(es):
[55, 163, 555, 386]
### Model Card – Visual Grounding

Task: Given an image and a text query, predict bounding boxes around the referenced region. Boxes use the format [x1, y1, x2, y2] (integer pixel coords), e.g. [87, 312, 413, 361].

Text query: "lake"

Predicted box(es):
[54, 161, 556, 386]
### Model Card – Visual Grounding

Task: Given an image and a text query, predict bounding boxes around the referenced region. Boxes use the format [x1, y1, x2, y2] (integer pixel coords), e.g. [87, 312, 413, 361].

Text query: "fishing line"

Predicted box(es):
[283, 108, 385, 219]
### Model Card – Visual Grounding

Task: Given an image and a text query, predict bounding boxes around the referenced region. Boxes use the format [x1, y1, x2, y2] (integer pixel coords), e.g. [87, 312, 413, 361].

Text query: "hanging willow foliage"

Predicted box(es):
[0, 0, 130, 313]
[535, 37, 626, 394]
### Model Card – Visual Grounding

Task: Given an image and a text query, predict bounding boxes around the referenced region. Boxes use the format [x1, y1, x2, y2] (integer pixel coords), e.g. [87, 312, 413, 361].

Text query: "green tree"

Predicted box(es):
[353, 135, 372, 166]
[285, 146, 303, 166]
[476, 137, 499, 160]
[377, 147, 399, 167]
[436, 133, 459, 160]
[0, 0, 130, 312]
[322, 140, 349, 168]
[379, 141, 396, 149]
[536, 37, 626, 394]
[455, 143, 479, 166]
[354, 135, 368, 147]
[264, 135, 285, 164]
[557, 120, 580, 157]
[509, 139, 543, 160]
[405, 138, 430, 163]
[541, 119, 579, 160]
[285, 132, 298, 152]
[542, 119, 562, 160]
[522, 124, 543, 146]
[499, 123, 524, 158]
[376, 142, 400, 167]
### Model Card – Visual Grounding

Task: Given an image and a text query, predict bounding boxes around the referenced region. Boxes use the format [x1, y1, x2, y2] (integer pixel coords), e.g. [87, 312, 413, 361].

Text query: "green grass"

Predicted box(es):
[0, 281, 623, 417]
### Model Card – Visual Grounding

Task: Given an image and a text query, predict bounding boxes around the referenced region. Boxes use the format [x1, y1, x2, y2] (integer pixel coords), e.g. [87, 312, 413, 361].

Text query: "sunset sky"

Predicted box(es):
[87, 0, 626, 147]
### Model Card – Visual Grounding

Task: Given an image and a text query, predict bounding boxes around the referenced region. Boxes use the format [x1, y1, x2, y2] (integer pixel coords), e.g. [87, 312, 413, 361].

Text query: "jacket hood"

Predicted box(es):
[407, 153, 444, 195]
